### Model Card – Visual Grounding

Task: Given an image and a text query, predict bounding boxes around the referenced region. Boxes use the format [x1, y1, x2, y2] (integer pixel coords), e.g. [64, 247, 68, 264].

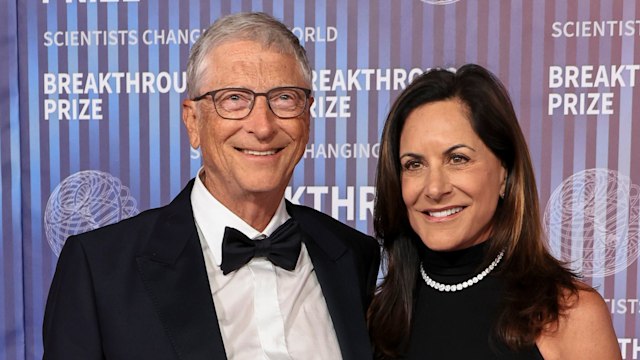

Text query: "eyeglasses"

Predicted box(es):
[192, 86, 312, 120]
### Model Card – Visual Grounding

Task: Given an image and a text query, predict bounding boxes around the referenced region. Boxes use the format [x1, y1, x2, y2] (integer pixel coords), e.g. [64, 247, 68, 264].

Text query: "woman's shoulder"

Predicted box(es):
[536, 284, 621, 360]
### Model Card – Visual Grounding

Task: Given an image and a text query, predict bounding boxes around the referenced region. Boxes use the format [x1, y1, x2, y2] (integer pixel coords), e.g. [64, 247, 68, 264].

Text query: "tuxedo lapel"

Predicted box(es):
[287, 202, 372, 360]
[136, 181, 227, 360]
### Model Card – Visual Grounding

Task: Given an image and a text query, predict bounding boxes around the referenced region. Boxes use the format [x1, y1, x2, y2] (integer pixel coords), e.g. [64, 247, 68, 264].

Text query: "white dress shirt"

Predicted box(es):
[190, 171, 342, 360]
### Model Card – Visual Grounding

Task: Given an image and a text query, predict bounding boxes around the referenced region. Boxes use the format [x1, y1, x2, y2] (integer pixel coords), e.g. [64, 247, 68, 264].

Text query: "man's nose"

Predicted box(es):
[244, 96, 277, 140]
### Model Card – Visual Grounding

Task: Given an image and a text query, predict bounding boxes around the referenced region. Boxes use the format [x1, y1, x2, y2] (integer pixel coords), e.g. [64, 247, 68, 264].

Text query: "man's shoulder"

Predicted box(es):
[65, 182, 195, 252]
[74, 205, 165, 239]
[62, 205, 167, 257]
[288, 202, 380, 276]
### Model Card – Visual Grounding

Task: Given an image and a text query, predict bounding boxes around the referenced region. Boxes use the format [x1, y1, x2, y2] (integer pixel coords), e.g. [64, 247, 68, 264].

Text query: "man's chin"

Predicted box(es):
[238, 179, 290, 198]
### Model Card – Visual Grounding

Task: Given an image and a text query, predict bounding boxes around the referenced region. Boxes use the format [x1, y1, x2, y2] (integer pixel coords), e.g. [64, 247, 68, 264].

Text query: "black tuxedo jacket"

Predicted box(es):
[43, 180, 380, 360]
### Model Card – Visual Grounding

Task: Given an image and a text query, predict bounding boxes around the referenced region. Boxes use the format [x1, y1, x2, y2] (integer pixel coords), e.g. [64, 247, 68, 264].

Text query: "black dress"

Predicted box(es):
[405, 242, 544, 360]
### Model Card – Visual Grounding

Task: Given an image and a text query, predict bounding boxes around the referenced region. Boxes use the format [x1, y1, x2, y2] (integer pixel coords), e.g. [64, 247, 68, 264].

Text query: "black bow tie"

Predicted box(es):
[220, 218, 302, 275]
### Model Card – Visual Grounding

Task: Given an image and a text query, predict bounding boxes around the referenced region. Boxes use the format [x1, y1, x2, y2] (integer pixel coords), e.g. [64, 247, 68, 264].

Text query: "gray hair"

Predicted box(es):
[186, 12, 312, 98]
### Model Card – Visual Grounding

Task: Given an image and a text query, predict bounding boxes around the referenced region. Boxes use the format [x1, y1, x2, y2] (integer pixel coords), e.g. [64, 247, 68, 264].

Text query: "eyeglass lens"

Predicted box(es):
[213, 87, 308, 119]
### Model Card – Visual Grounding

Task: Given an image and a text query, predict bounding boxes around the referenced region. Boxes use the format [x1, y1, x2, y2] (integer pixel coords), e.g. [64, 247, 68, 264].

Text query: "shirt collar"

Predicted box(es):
[190, 167, 290, 266]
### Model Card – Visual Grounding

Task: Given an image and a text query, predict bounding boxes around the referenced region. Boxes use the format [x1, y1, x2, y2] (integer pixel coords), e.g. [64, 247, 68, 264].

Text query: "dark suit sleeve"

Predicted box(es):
[364, 238, 381, 306]
[356, 234, 381, 309]
[43, 236, 105, 360]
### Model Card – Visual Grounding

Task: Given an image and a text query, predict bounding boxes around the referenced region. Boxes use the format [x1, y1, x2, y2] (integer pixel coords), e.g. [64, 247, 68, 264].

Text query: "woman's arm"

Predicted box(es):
[537, 288, 621, 360]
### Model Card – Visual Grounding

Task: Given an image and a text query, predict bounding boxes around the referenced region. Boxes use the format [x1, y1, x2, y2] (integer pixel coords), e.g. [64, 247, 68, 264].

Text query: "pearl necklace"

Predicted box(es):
[419, 250, 505, 292]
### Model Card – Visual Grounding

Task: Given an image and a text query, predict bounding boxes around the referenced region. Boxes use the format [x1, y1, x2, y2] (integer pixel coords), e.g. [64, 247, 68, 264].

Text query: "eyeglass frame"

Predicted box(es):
[191, 86, 312, 120]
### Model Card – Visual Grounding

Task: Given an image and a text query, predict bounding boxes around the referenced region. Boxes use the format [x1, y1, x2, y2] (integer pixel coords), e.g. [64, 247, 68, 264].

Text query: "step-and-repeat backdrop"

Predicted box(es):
[2, 0, 639, 358]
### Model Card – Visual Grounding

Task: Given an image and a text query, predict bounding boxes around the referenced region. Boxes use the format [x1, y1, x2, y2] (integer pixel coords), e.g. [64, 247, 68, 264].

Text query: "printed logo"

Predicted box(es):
[44, 170, 139, 256]
[543, 168, 640, 277]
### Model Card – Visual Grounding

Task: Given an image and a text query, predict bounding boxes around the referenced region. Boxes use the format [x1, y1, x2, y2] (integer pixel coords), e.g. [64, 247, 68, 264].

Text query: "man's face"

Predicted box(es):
[182, 40, 312, 210]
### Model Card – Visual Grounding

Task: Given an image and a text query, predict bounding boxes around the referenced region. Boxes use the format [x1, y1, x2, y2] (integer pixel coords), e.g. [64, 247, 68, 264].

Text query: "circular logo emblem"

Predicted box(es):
[44, 170, 139, 256]
[543, 168, 640, 277]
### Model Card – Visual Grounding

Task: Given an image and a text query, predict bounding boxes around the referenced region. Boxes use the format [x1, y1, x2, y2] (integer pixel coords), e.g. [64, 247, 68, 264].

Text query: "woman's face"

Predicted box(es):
[399, 99, 507, 251]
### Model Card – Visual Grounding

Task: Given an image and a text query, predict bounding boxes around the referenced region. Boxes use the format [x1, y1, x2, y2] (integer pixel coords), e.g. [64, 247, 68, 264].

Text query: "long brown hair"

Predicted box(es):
[368, 64, 581, 358]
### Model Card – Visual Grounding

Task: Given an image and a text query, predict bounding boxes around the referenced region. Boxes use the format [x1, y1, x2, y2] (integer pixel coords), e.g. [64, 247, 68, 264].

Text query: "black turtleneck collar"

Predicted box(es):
[420, 241, 489, 277]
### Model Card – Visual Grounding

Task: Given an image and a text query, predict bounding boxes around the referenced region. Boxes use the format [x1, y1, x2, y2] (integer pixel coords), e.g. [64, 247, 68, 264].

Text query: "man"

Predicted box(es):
[43, 12, 380, 360]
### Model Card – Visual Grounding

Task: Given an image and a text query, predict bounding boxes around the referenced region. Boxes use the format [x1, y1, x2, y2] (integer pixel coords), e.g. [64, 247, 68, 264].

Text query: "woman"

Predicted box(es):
[368, 64, 621, 359]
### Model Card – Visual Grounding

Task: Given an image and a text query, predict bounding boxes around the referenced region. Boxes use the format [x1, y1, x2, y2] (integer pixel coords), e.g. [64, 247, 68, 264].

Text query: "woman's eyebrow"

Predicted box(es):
[443, 143, 476, 155]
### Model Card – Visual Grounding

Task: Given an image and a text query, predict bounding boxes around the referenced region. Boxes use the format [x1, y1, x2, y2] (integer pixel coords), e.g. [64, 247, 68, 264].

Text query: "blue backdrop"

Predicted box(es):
[2, 0, 640, 358]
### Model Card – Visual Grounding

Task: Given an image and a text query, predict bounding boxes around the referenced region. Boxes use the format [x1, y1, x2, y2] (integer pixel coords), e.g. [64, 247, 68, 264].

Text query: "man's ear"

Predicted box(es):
[182, 99, 200, 149]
